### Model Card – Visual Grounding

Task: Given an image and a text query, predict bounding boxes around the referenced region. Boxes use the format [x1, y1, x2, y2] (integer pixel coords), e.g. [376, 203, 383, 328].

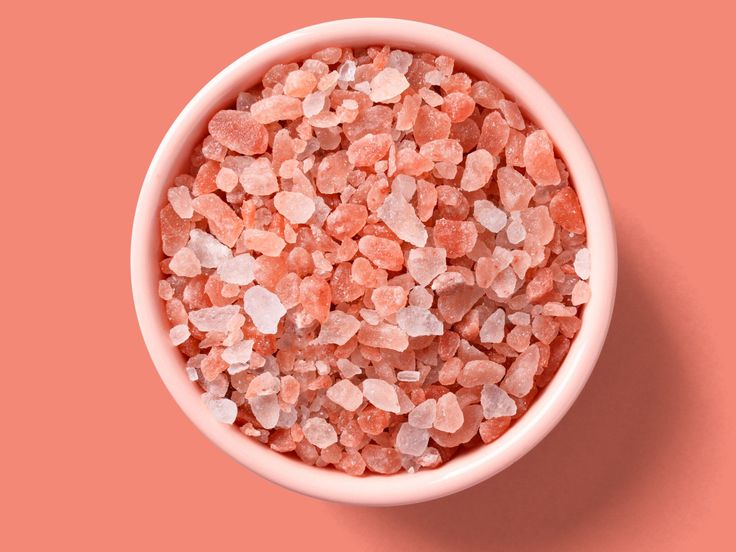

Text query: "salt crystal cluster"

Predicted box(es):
[158, 45, 589, 476]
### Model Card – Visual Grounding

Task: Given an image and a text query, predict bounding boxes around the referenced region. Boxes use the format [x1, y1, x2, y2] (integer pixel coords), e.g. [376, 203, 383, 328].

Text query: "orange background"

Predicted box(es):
[3, 1, 735, 550]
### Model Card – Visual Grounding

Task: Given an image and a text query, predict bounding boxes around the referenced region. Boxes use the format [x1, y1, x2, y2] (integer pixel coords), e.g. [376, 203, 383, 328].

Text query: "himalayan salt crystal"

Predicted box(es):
[497, 166, 535, 211]
[357, 322, 409, 352]
[189, 305, 240, 332]
[473, 199, 507, 233]
[523, 130, 561, 186]
[508, 311, 531, 326]
[506, 324, 532, 352]
[347, 133, 392, 166]
[408, 399, 437, 429]
[396, 423, 429, 456]
[438, 357, 462, 386]
[481, 384, 517, 419]
[532, 315, 559, 344]
[419, 139, 463, 164]
[437, 285, 483, 324]
[169, 247, 201, 277]
[284, 70, 317, 98]
[326, 379, 364, 411]
[360, 308, 381, 325]
[413, 106, 452, 145]
[430, 404, 483, 448]
[415, 179, 438, 222]
[337, 449, 366, 476]
[337, 358, 362, 379]
[392, 174, 417, 200]
[362, 444, 402, 474]
[506, 211, 527, 244]
[418, 87, 444, 107]
[388, 50, 413, 74]
[160, 205, 191, 256]
[478, 111, 509, 155]
[549, 187, 586, 234]
[396, 306, 444, 337]
[324, 203, 368, 240]
[470, 80, 503, 109]
[204, 396, 238, 424]
[358, 236, 404, 271]
[434, 161, 457, 180]
[434, 392, 464, 433]
[571, 280, 591, 306]
[441, 92, 475, 123]
[167, 186, 194, 219]
[371, 286, 408, 317]
[480, 308, 506, 343]
[409, 286, 433, 308]
[362, 379, 400, 413]
[316, 151, 350, 194]
[240, 229, 286, 257]
[316, 310, 361, 345]
[208, 110, 268, 155]
[222, 339, 253, 365]
[217, 254, 255, 285]
[479, 417, 511, 443]
[501, 344, 540, 397]
[432, 219, 477, 258]
[240, 157, 278, 196]
[574, 247, 591, 280]
[460, 149, 496, 192]
[521, 206, 555, 247]
[543, 302, 577, 317]
[250, 95, 303, 124]
[330, 262, 363, 302]
[192, 194, 244, 247]
[169, 324, 190, 346]
[377, 191, 428, 247]
[201, 349, 228, 381]
[279, 375, 300, 404]
[369, 67, 410, 103]
[397, 370, 421, 382]
[526, 267, 554, 302]
[215, 167, 239, 193]
[457, 360, 505, 387]
[505, 128, 526, 167]
[243, 285, 286, 334]
[273, 191, 315, 224]
[302, 91, 327, 118]
[432, 272, 465, 295]
[303, 418, 338, 448]
[406, 247, 447, 286]
[499, 99, 525, 130]
[192, 161, 219, 196]
[396, 94, 422, 131]
[246, 372, 280, 398]
[491, 267, 517, 298]
[299, 276, 332, 323]
[450, 118, 481, 153]
[395, 147, 434, 176]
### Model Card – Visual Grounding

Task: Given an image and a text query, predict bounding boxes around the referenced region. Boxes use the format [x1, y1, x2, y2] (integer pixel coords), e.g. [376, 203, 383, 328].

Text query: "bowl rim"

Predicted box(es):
[131, 17, 617, 506]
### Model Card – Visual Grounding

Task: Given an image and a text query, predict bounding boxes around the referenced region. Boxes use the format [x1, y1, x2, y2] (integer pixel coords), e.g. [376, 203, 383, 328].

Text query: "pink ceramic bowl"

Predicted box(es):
[131, 18, 617, 506]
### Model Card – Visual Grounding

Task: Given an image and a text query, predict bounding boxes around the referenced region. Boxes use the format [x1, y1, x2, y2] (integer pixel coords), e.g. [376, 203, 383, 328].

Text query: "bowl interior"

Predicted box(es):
[132, 18, 616, 506]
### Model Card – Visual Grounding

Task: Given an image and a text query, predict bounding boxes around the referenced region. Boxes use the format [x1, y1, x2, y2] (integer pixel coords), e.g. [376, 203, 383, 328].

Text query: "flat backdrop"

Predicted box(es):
[2, 1, 734, 550]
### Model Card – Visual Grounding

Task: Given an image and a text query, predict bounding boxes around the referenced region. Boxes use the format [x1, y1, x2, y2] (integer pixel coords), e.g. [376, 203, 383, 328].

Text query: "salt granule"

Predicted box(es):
[189, 305, 240, 332]
[216, 254, 255, 285]
[243, 286, 286, 334]
[326, 379, 364, 411]
[480, 384, 517, 419]
[316, 310, 361, 345]
[396, 423, 430, 456]
[408, 399, 437, 429]
[434, 393, 464, 433]
[169, 324, 190, 346]
[574, 248, 591, 280]
[369, 68, 410, 103]
[303, 418, 338, 449]
[187, 229, 232, 268]
[479, 308, 506, 343]
[362, 379, 400, 413]
[204, 396, 238, 424]
[474, 200, 508, 233]
[396, 306, 444, 337]
[377, 191, 428, 247]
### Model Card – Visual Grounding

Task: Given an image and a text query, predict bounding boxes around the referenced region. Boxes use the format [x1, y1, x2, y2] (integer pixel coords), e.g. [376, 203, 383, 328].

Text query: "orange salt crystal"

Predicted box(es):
[371, 286, 408, 317]
[347, 133, 392, 166]
[432, 219, 477, 258]
[413, 105, 452, 145]
[250, 95, 303, 124]
[478, 111, 510, 155]
[358, 235, 404, 271]
[549, 187, 586, 234]
[441, 92, 475, 123]
[159, 204, 191, 256]
[191, 193, 244, 248]
[316, 151, 350, 194]
[450, 118, 481, 152]
[192, 160, 220, 196]
[299, 275, 332, 323]
[395, 147, 434, 176]
[523, 130, 561, 186]
[497, 166, 535, 211]
[239, 229, 286, 257]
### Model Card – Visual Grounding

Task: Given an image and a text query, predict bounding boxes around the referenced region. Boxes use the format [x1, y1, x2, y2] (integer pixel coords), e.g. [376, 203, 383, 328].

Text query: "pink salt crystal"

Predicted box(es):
[406, 247, 447, 286]
[506, 325, 532, 352]
[371, 286, 408, 317]
[189, 305, 240, 332]
[409, 286, 434, 308]
[543, 302, 577, 317]
[204, 396, 238, 424]
[240, 157, 278, 196]
[324, 203, 367, 240]
[506, 211, 526, 244]
[415, 179, 438, 222]
[521, 206, 555, 247]
[457, 360, 505, 387]
[358, 236, 404, 271]
[169, 247, 201, 277]
[418, 87, 444, 107]
[273, 191, 315, 224]
[574, 248, 591, 280]
[362, 444, 402, 474]
[413, 106, 452, 145]
[571, 280, 591, 306]
[501, 344, 540, 397]
[395, 147, 434, 176]
[369, 67, 410, 103]
[396, 423, 429, 456]
[498, 100, 525, 130]
[316, 310, 361, 345]
[215, 167, 239, 193]
[497, 166, 536, 211]
[441, 92, 475, 123]
[432, 219, 478, 259]
[396, 306, 444, 337]
[357, 322, 409, 352]
[434, 392, 464, 433]
[169, 324, 190, 346]
[208, 110, 268, 155]
[523, 130, 561, 186]
[312, 46, 342, 64]
[419, 139, 463, 164]
[549, 187, 585, 234]
[437, 284, 484, 324]
[245, 372, 280, 399]
[473, 199, 507, 233]
[481, 384, 517, 419]
[242, 285, 286, 334]
[299, 275, 332, 323]
[217, 254, 255, 285]
[505, 129, 526, 167]
[158, 280, 174, 301]
[362, 379, 401, 413]
[160, 204, 191, 256]
[192, 193, 244, 247]
[167, 186, 194, 219]
[470, 80, 503, 108]
[240, 229, 286, 257]
[302, 91, 327, 118]
[377, 191, 428, 247]
[222, 339, 254, 365]
[316, 151, 350, 194]
[284, 70, 317, 98]
[396, 94, 422, 131]
[250, 95, 303, 124]
[347, 133, 392, 166]
[450, 118, 481, 152]
[188, 229, 232, 268]
[532, 315, 559, 344]
[302, 418, 338, 448]
[408, 398, 437, 429]
[392, 174, 417, 200]
[326, 379, 364, 411]
[460, 149, 496, 191]
[309, 111, 340, 128]
[192, 160, 219, 196]
[491, 267, 518, 298]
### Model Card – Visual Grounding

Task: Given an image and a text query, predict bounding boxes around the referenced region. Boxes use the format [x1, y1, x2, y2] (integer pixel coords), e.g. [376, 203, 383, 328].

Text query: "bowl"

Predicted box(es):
[131, 18, 617, 506]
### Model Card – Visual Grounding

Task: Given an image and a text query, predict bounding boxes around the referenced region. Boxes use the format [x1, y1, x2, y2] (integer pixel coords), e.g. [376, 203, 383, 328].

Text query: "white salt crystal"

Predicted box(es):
[337, 358, 362, 378]
[243, 286, 286, 335]
[474, 200, 508, 233]
[204, 373, 229, 398]
[204, 396, 237, 424]
[387, 50, 413, 74]
[337, 60, 356, 82]
[506, 211, 526, 244]
[392, 174, 417, 201]
[185, 366, 199, 381]
[276, 407, 298, 429]
[362, 379, 401, 413]
[217, 254, 255, 285]
[169, 324, 190, 346]
[479, 308, 506, 343]
[227, 363, 248, 375]
[248, 394, 280, 429]
[369, 68, 410, 103]
[408, 399, 437, 429]
[395, 423, 429, 456]
[397, 370, 421, 382]
[377, 191, 428, 247]
[189, 305, 240, 332]
[222, 339, 254, 365]
[481, 384, 517, 419]
[353, 81, 371, 94]
[424, 70, 442, 86]
[326, 379, 364, 411]
[396, 306, 444, 337]
[187, 229, 232, 268]
[302, 417, 338, 448]
[315, 360, 331, 376]
[574, 248, 591, 280]
[316, 310, 361, 345]
[302, 91, 326, 117]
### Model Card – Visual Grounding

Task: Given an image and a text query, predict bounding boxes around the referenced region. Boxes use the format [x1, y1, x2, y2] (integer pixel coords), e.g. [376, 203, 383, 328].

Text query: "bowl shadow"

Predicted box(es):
[334, 237, 685, 549]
